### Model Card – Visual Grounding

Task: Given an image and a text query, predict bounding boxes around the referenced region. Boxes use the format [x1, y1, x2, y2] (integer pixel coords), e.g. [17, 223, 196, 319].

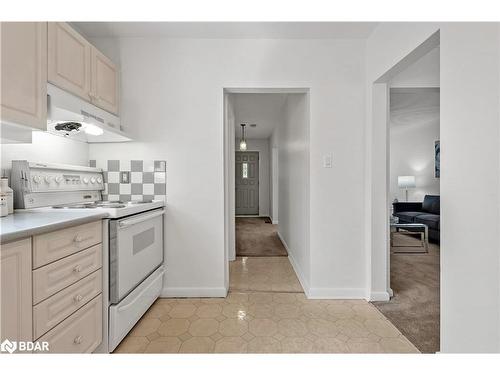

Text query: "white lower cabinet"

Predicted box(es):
[0, 220, 103, 353]
[0, 238, 33, 343]
[38, 295, 102, 354]
[33, 270, 102, 339]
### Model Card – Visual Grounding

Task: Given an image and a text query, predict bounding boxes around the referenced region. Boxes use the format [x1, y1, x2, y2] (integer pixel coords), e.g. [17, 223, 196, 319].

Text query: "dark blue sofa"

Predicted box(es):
[392, 195, 440, 243]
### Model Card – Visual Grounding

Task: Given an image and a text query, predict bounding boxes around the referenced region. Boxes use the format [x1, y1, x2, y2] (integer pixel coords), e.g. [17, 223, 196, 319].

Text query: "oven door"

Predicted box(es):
[109, 208, 164, 304]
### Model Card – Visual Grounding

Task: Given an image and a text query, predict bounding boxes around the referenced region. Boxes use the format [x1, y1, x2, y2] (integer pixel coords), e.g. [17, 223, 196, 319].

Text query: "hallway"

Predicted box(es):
[236, 217, 288, 257]
[230, 256, 303, 293]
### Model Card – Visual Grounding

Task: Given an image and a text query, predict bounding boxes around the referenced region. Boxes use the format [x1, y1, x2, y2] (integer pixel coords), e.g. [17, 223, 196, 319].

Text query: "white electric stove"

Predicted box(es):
[43, 199, 165, 218]
[10, 161, 166, 353]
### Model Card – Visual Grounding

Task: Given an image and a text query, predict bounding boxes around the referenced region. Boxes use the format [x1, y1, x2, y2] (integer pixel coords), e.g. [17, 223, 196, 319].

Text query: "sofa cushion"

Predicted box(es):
[394, 211, 425, 223]
[422, 195, 440, 215]
[415, 214, 440, 230]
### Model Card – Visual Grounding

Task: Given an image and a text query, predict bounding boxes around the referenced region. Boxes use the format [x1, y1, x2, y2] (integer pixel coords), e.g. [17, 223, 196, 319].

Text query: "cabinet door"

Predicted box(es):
[0, 238, 33, 343]
[0, 22, 47, 130]
[48, 22, 91, 100]
[91, 47, 119, 114]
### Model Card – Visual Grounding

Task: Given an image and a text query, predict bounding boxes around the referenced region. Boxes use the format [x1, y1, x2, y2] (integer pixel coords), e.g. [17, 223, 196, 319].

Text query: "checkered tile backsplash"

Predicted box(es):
[89, 159, 166, 202]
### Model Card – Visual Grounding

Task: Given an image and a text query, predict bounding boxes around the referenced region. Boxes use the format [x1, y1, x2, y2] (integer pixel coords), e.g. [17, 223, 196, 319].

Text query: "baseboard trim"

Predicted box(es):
[308, 287, 367, 300]
[161, 286, 228, 298]
[277, 231, 310, 296]
[369, 290, 391, 302]
[271, 219, 279, 224]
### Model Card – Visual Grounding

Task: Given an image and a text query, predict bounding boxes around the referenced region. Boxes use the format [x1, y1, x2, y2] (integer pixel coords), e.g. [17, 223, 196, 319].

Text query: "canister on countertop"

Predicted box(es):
[0, 196, 7, 217]
[0, 177, 13, 214]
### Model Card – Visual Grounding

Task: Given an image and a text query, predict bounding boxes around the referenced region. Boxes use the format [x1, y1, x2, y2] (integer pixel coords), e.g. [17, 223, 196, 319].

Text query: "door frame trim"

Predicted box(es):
[223, 87, 310, 292]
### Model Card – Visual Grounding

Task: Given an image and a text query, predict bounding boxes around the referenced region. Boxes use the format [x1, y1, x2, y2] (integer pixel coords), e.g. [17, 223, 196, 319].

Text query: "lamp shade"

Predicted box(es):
[398, 175, 416, 189]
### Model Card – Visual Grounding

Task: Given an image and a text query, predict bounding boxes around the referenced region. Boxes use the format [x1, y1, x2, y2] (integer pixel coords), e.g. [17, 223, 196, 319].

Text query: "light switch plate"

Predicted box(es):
[323, 154, 333, 168]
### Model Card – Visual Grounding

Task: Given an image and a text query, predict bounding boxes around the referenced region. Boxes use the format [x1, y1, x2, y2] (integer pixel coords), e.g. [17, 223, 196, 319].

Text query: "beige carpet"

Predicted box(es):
[236, 217, 288, 257]
[372, 233, 440, 353]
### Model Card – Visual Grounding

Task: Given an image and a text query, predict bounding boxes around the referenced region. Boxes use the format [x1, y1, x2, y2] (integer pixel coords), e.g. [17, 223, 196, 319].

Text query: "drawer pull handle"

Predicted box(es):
[73, 265, 82, 273]
[74, 294, 83, 302]
[74, 335, 83, 345]
[74, 235, 83, 243]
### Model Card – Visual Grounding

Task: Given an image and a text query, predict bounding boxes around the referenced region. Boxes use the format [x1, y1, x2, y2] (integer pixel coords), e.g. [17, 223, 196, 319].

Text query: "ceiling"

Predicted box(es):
[232, 93, 288, 139]
[73, 22, 378, 39]
[390, 88, 440, 128]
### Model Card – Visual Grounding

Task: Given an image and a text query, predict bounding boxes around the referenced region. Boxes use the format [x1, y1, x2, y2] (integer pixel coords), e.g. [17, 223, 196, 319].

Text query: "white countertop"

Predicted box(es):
[0, 210, 109, 244]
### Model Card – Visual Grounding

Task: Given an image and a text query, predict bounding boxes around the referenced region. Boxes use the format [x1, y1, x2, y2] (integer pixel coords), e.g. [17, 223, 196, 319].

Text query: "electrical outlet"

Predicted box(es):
[323, 154, 333, 168]
[120, 171, 130, 183]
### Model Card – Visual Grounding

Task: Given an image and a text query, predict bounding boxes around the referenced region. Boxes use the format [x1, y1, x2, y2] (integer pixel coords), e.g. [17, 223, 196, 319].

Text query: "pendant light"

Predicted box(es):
[239, 123, 247, 151]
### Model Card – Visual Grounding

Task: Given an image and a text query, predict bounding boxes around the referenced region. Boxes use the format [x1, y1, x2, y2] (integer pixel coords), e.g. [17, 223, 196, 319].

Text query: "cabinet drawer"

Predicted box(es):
[38, 295, 102, 354]
[33, 244, 102, 304]
[33, 270, 102, 339]
[33, 220, 102, 269]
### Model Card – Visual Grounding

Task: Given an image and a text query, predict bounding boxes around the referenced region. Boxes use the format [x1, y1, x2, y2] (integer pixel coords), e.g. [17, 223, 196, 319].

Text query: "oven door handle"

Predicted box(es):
[118, 209, 165, 229]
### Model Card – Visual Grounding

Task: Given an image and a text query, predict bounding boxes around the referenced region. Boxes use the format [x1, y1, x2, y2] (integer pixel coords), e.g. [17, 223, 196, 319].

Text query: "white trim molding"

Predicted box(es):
[308, 288, 367, 300]
[277, 231, 310, 296]
[161, 286, 228, 298]
[369, 290, 391, 302]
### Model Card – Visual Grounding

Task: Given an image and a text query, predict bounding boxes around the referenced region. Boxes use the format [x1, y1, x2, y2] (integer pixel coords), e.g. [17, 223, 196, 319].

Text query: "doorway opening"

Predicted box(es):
[368, 32, 440, 353]
[223, 88, 309, 294]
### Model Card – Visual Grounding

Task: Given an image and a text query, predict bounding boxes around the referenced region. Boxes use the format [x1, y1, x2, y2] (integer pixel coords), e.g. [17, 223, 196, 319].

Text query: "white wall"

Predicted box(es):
[270, 146, 279, 224]
[89, 37, 367, 299]
[389, 89, 440, 202]
[1, 131, 89, 173]
[390, 122, 440, 202]
[272, 94, 310, 290]
[390, 46, 440, 88]
[366, 23, 500, 353]
[235, 138, 270, 217]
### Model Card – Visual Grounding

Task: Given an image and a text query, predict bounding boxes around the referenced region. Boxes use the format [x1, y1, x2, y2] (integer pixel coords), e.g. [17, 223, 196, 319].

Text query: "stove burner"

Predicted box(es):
[52, 201, 126, 209]
[129, 199, 153, 205]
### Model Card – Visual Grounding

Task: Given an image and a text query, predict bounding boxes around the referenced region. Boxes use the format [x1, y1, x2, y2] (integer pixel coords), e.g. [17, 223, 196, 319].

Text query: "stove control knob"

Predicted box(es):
[90, 177, 96, 184]
[97, 177, 103, 184]
[32, 176, 41, 184]
[83, 177, 89, 184]
[44, 176, 52, 183]
[55, 176, 63, 184]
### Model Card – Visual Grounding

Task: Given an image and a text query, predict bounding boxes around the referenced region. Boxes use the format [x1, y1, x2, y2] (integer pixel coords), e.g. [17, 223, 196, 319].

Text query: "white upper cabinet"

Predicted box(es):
[48, 22, 92, 101]
[0, 22, 47, 131]
[48, 22, 119, 115]
[91, 48, 119, 114]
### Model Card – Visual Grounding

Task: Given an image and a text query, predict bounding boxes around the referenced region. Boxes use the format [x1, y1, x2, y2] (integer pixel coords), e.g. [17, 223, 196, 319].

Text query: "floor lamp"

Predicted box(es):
[398, 175, 416, 202]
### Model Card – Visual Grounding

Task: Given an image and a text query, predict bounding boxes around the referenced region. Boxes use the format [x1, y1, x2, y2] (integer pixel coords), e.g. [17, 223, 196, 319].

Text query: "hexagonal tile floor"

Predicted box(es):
[114, 292, 419, 353]
[230, 256, 303, 293]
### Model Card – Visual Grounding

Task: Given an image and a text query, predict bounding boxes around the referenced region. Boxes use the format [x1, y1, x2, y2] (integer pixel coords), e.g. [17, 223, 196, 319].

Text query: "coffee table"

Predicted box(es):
[390, 222, 429, 253]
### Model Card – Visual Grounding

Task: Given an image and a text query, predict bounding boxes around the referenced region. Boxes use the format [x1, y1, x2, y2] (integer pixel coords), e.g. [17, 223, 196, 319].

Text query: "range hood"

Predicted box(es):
[47, 83, 131, 143]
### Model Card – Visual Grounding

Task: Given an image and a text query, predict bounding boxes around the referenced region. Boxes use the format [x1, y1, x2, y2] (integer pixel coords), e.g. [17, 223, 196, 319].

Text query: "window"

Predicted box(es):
[242, 163, 248, 178]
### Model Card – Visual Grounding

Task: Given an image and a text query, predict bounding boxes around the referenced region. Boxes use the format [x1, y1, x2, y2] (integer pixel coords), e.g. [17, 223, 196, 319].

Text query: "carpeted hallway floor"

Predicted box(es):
[236, 217, 288, 257]
[372, 233, 440, 353]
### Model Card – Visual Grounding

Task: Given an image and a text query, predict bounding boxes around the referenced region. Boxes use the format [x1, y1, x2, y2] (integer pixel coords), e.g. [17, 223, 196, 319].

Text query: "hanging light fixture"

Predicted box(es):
[239, 123, 247, 151]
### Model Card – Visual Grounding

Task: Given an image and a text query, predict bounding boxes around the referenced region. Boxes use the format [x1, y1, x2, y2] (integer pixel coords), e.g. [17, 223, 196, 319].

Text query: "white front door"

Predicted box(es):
[235, 151, 259, 215]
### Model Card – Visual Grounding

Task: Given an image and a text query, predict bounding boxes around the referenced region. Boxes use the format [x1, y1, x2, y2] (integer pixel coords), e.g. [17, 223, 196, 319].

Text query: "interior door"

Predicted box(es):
[235, 151, 259, 215]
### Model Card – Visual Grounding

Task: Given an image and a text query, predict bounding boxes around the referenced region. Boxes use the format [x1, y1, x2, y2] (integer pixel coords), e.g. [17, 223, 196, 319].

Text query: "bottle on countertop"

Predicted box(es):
[0, 196, 7, 217]
[0, 177, 14, 215]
